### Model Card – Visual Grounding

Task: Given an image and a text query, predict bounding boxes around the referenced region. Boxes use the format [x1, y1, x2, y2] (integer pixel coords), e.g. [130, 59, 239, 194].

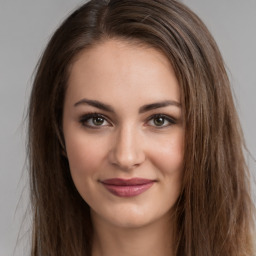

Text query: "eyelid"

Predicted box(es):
[145, 114, 177, 128]
[79, 112, 112, 128]
[79, 112, 177, 129]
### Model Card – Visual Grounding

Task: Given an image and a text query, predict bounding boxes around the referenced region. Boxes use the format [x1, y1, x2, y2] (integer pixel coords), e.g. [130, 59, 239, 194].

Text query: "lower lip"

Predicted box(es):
[102, 182, 154, 197]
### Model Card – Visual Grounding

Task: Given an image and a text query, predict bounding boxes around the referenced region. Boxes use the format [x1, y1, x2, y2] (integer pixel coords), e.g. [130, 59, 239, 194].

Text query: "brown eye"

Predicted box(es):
[153, 116, 165, 126]
[80, 113, 110, 128]
[92, 116, 105, 126]
[147, 114, 176, 128]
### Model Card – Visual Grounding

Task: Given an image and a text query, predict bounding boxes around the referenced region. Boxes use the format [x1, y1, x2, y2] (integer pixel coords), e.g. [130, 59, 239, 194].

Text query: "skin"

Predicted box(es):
[63, 39, 184, 256]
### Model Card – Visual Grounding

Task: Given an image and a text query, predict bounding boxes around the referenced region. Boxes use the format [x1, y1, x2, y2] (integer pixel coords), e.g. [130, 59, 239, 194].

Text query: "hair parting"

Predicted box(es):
[28, 0, 255, 255]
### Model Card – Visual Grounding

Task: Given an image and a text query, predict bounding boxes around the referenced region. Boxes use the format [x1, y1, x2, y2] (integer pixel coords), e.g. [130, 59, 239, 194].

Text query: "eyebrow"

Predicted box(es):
[138, 100, 181, 113]
[74, 99, 115, 113]
[74, 98, 181, 113]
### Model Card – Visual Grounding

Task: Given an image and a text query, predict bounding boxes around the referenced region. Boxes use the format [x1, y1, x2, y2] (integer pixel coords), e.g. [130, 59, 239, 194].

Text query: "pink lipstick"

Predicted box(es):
[101, 178, 155, 197]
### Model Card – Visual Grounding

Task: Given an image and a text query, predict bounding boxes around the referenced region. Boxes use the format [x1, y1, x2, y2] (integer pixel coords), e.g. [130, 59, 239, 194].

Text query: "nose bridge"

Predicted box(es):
[110, 122, 145, 169]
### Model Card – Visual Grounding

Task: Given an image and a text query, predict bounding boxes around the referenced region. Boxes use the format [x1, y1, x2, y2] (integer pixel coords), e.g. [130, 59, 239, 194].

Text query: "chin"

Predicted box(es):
[91, 202, 172, 230]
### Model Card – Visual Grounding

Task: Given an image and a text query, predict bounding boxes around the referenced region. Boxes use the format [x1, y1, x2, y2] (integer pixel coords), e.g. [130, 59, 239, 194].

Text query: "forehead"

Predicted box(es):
[66, 39, 180, 108]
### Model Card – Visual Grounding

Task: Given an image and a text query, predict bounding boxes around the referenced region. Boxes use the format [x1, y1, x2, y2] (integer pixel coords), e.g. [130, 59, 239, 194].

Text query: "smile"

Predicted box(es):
[101, 178, 155, 197]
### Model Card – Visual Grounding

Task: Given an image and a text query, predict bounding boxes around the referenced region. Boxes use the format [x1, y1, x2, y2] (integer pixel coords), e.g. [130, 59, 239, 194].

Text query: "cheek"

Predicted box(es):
[65, 134, 107, 178]
[64, 134, 110, 205]
[148, 130, 184, 204]
[148, 131, 184, 175]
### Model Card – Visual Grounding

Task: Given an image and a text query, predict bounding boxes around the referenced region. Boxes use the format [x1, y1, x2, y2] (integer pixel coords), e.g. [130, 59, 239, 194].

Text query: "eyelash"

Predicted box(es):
[79, 112, 177, 129]
[146, 114, 176, 128]
[79, 113, 111, 129]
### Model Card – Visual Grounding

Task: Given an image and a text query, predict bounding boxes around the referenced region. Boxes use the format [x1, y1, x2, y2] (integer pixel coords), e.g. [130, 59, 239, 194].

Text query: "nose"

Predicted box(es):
[108, 124, 145, 170]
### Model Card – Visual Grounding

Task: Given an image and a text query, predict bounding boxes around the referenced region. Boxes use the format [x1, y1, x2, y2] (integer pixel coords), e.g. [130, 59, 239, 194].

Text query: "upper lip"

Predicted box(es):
[101, 178, 155, 186]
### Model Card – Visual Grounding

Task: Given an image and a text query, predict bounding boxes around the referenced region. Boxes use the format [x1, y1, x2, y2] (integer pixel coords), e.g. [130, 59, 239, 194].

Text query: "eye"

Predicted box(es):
[79, 113, 110, 128]
[147, 114, 176, 128]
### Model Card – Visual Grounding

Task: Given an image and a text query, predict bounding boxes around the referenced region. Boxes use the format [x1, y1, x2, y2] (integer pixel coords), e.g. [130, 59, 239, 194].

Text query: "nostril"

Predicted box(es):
[111, 152, 141, 170]
[108, 143, 145, 170]
[108, 127, 146, 170]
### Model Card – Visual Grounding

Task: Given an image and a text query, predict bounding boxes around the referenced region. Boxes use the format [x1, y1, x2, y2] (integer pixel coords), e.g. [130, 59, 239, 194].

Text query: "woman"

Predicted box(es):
[28, 0, 255, 255]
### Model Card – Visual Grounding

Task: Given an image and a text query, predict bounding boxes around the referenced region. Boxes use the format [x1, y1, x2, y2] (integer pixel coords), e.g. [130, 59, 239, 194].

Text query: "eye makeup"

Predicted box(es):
[79, 112, 178, 130]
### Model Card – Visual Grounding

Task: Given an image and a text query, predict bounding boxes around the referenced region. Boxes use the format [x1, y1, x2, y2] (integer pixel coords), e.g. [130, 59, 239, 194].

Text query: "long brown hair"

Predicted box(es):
[28, 0, 255, 255]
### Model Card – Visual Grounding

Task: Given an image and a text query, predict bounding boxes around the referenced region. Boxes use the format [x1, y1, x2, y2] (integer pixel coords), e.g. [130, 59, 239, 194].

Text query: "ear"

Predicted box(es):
[61, 148, 67, 158]
[59, 138, 67, 158]
[56, 127, 67, 157]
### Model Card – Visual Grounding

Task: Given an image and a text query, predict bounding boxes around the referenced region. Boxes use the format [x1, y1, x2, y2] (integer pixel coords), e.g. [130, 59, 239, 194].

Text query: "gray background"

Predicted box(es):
[0, 0, 255, 255]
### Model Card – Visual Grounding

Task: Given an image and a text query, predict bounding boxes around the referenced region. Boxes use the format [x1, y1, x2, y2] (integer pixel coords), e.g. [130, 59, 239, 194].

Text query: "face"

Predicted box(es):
[63, 39, 184, 229]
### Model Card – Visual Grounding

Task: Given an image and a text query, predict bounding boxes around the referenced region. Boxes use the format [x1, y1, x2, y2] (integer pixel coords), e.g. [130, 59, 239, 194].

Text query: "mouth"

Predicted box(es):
[100, 178, 156, 197]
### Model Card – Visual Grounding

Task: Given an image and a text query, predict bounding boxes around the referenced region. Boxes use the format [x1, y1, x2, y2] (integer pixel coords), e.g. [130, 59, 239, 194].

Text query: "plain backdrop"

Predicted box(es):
[0, 0, 255, 255]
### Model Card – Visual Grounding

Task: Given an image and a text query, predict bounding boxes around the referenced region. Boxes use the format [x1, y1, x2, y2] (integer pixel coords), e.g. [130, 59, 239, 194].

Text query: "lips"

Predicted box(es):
[101, 178, 155, 197]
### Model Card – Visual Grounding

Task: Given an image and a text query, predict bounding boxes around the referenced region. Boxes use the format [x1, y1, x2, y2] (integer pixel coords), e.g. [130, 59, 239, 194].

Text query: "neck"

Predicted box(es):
[91, 211, 174, 256]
